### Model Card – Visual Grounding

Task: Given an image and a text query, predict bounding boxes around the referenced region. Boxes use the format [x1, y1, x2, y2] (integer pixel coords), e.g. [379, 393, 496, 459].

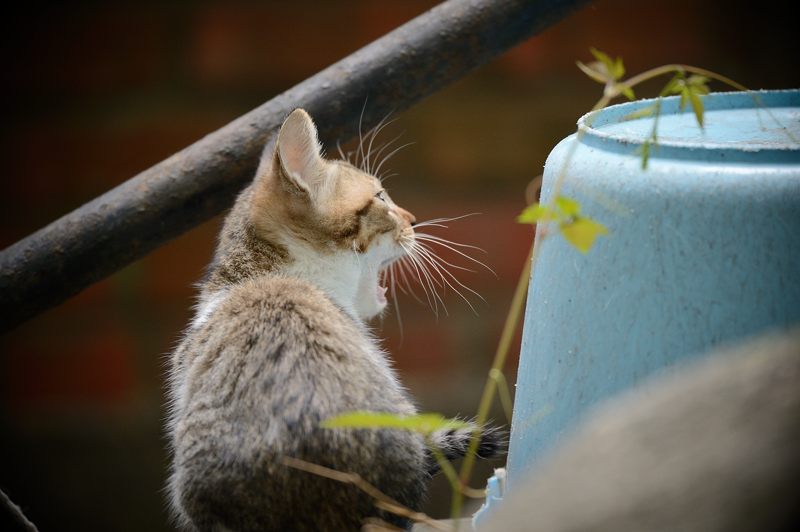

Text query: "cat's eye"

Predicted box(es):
[375, 190, 387, 202]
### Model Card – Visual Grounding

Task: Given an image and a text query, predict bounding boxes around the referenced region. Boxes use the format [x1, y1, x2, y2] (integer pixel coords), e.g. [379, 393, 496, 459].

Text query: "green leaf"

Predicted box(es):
[612, 57, 626, 81]
[518, 203, 555, 224]
[589, 47, 612, 63]
[588, 48, 624, 81]
[687, 75, 710, 94]
[555, 196, 582, 217]
[322, 411, 471, 436]
[679, 87, 690, 110]
[688, 88, 705, 127]
[590, 48, 614, 70]
[576, 60, 610, 84]
[559, 217, 609, 253]
[617, 82, 635, 100]
[661, 72, 684, 96]
[622, 105, 655, 121]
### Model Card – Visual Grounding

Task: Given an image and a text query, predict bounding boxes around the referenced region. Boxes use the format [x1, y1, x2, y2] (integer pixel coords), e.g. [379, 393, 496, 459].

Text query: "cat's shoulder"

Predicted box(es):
[228, 275, 328, 307]
[193, 276, 351, 334]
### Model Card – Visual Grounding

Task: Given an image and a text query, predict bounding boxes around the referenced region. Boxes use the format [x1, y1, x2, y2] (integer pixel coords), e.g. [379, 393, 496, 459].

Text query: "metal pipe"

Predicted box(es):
[0, 0, 590, 332]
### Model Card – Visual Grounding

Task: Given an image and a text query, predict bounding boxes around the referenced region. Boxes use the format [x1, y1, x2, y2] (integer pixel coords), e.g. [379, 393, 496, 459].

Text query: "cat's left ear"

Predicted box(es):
[273, 109, 327, 197]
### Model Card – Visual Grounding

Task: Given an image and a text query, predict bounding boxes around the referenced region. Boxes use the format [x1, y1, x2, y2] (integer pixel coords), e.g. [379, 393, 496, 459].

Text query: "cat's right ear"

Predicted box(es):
[270, 109, 327, 198]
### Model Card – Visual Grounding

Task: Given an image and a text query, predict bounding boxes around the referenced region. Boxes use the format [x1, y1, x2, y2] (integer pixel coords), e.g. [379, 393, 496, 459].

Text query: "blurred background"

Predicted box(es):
[1, 0, 797, 530]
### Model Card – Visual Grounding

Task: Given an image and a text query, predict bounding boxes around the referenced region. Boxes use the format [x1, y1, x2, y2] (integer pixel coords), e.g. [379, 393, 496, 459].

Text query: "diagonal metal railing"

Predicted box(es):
[0, 0, 590, 332]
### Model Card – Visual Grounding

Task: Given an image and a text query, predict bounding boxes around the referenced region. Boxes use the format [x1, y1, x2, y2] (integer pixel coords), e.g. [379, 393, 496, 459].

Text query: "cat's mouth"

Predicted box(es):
[376, 255, 402, 306]
[376, 284, 388, 305]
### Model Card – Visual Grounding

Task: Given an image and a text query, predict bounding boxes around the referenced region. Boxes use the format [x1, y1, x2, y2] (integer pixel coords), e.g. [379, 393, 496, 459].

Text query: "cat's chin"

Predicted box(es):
[357, 296, 387, 321]
[352, 270, 387, 321]
[365, 280, 389, 320]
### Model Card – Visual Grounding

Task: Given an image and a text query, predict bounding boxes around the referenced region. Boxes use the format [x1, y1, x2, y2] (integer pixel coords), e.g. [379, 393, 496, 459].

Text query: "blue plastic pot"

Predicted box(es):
[502, 89, 800, 492]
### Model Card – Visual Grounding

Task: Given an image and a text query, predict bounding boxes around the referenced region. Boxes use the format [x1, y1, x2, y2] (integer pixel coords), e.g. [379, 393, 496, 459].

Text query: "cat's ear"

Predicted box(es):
[273, 109, 326, 196]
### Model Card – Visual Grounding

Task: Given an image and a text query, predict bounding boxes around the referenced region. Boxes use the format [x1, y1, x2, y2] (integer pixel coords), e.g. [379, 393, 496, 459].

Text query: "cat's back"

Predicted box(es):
[168, 276, 425, 531]
[188, 275, 361, 366]
[174, 275, 412, 424]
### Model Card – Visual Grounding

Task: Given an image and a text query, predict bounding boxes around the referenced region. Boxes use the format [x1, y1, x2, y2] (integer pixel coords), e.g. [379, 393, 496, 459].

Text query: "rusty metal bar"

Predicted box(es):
[0, 0, 590, 332]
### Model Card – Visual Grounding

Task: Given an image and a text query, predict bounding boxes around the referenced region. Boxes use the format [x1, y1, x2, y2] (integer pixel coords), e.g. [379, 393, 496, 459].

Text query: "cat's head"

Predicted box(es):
[250, 109, 416, 320]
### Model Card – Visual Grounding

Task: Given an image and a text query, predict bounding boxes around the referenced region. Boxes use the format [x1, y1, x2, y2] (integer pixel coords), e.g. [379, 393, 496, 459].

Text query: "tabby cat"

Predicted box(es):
[166, 109, 498, 531]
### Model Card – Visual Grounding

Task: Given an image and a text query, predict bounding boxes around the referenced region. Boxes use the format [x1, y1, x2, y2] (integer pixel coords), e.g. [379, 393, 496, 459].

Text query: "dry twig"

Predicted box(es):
[282, 457, 449, 531]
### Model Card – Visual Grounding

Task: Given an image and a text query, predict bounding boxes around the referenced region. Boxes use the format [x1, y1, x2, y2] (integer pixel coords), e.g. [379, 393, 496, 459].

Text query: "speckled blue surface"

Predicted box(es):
[504, 89, 800, 491]
[587, 90, 800, 149]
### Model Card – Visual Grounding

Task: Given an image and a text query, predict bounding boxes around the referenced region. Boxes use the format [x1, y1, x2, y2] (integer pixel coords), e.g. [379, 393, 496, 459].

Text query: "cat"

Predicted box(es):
[166, 109, 499, 531]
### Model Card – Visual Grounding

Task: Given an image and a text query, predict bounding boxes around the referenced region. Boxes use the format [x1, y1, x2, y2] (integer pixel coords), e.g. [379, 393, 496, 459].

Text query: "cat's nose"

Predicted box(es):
[395, 207, 416, 226]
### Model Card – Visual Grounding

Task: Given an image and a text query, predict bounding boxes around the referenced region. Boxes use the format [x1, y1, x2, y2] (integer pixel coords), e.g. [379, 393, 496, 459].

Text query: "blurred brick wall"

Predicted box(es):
[1, 1, 797, 530]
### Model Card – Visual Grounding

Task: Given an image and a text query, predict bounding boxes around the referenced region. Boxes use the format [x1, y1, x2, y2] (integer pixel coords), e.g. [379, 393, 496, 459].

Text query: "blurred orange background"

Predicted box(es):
[1, 1, 797, 529]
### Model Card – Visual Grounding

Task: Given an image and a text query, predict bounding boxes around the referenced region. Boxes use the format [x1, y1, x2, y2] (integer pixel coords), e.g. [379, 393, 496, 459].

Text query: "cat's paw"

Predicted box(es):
[426, 421, 507, 475]
[475, 424, 507, 460]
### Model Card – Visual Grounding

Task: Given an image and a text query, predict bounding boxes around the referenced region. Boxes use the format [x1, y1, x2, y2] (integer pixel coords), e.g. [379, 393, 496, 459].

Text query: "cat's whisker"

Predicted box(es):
[414, 233, 488, 254]
[394, 257, 426, 304]
[410, 243, 450, 293]
[351, 241, 364, 266]
[395, 211, 492, 316]
[388, 263, 404, 343]
[377, 172, 398, 184]
[397, 261, 424, 302]
[372, 141, 415, 180]
[411, 251, 447, 292]
[405, 243, 451, 317]
[399, 242, 436, 313]
[368, 131, 404, 176]
[414, 234, 496, 277]
[356, 98, 368, 170]
[410, 222, 448, 229]
[401, 242, 445, 316]
[415, 232, 488, 297]
[356, 106, 396, 173]
[412, 243, 470, 302]
[391, 257, 414, 296]
[413, 213, 482, 227]
[415, 241, 476, 273]
[410, 250, 447, 316]
[411, 243, 483, 316]
[428, 258, 487, 310]
[363, 114, 398, 175]
[336, 139, 349, 163]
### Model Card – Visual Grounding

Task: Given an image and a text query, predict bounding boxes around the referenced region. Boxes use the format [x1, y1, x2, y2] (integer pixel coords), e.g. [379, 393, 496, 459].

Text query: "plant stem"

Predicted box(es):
[449, 59, 756, 529]
[489, 369, 515, 423]
[431, 446, 487, 500]
[451, 244, 534, 526]
[615, 64, 748, 98]
[431, 445, 462, 493]
[449, 89, 602, 527]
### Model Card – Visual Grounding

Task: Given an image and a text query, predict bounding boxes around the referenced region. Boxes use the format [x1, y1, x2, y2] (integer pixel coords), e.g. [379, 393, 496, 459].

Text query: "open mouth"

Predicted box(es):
[376, 283, 388, 305]
[376, 255, 403, 306]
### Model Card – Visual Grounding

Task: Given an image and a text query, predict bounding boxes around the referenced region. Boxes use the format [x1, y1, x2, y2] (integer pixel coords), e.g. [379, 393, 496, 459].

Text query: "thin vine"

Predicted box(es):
[451, 49, 753, 530]
[315, 49, 754, 531]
